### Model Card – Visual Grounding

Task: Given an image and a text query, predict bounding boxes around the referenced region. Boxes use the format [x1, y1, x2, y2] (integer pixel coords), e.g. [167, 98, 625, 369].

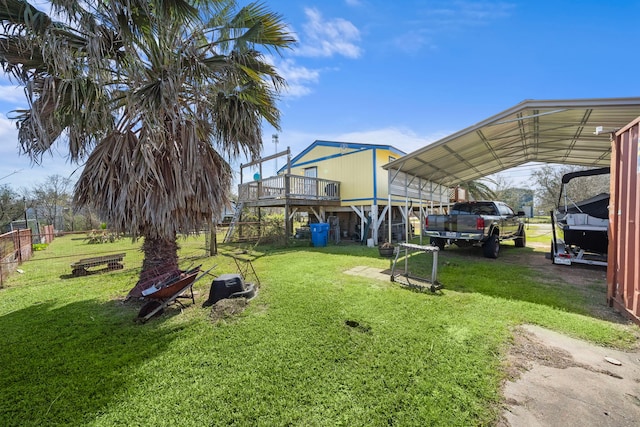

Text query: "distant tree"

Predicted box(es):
[0, 0, 295, 277]
[492, 174, 513, 205]
[31, 175, 72, 228]
[502, 188, 534, 211]
[69, 206, 100, 231]
[0, 184, 23, 230]
[492, 174, 534, 212]
[532, 165, 609, 214]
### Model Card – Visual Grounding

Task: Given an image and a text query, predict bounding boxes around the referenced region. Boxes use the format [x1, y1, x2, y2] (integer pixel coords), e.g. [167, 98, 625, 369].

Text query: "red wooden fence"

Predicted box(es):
[0, 229, 34, 287]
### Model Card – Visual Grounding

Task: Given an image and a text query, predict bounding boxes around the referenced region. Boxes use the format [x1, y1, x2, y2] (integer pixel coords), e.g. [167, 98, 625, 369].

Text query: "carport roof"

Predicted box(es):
[384, 97, 640, 186]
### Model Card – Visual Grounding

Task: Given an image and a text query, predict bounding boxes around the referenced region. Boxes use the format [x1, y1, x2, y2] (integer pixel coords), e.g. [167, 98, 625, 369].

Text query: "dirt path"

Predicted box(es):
[504, 223, 618, 323]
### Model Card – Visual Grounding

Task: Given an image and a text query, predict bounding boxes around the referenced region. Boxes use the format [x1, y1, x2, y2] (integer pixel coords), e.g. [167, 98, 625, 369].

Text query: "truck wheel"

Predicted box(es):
[430, 238, 446, 250]
[483, 235, 500, 258]
[515, 227, 526, 247]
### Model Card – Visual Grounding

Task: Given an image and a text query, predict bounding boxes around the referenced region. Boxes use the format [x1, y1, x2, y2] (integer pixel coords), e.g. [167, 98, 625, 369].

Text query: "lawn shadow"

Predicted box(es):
[0, 299, 185, 426]
[59, 266, 124, 279]
[434, 244, 625, 323]
[220, 238, 406, 261]
[220, 239, 624, 323]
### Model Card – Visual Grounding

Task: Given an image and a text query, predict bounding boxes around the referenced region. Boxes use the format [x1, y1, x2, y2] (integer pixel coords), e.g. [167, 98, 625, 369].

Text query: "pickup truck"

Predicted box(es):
[424, 201, 526, 258]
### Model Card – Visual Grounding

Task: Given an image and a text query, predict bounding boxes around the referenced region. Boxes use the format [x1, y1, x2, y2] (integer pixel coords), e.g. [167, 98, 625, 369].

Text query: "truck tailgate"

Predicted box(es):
[427, 215, 480, 233]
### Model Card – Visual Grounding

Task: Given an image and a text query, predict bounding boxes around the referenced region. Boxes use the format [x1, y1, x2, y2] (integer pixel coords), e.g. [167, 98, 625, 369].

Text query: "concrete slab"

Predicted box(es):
[502, 325, 640, 427]
[343, 266, 391, 282]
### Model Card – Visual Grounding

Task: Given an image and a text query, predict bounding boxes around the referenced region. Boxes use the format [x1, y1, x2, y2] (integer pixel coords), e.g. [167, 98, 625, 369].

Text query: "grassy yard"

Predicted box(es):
[0, 233, 637, 426]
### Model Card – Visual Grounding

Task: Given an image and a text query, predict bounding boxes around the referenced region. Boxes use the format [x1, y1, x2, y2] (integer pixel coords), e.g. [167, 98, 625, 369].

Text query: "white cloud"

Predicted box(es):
[0, 113, 19, 156]
[392, 1, 515, 54]
[0, 84, 26, 106]
[274, 58, 320, 98]
[391, 31, 437, 55]
[295, 8, 362, 59]
[267, 8, 362, 98]
[0, 113, 82, 189]
[273, 126, 448, 156]
[333, 127, 448, 154]
[425, 1, 514, 29]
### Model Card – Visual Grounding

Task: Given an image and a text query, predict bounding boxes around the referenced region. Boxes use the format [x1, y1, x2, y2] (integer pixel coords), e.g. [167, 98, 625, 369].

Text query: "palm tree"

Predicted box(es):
[0, 0, 295, 276]
[458, 179, 497, 201]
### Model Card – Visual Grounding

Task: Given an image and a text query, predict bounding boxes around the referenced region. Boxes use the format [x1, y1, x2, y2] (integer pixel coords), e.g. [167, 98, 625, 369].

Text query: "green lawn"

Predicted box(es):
[0, 234, 636, 426]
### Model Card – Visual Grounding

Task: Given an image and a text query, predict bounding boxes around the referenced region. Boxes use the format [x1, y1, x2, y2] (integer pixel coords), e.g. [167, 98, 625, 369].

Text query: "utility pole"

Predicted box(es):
[23, 197, 28, 229]
[272, 134, 279, 174]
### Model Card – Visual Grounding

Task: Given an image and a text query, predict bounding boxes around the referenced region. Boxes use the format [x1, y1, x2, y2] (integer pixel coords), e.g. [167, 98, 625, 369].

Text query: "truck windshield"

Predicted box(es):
[450, 202, 497, 215]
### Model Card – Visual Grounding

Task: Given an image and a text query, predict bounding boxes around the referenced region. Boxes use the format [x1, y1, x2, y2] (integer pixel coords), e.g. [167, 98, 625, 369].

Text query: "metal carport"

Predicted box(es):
[383, 97, 640, 323]
[384, 97, 640, 186]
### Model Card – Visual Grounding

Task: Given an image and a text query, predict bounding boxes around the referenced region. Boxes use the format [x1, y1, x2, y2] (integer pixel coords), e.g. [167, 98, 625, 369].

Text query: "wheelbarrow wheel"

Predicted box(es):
[138, 300, 164, 320]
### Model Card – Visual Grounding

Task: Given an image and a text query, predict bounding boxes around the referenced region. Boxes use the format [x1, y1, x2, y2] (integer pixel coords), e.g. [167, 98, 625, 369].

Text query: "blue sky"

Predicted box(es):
[1, 0, 639, 190]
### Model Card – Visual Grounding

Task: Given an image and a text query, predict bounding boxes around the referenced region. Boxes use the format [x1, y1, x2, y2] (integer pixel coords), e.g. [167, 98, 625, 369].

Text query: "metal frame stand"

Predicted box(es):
[390, 243, 442, 292]
[232, 256, 261, 287]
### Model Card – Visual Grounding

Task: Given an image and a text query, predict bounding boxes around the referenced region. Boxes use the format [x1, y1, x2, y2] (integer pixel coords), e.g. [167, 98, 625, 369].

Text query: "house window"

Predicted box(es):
[304, 167, 317, 196]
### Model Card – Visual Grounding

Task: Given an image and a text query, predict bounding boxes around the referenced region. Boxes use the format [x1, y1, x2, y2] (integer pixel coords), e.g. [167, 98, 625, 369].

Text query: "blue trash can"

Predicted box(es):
[310, 222, 329, 247]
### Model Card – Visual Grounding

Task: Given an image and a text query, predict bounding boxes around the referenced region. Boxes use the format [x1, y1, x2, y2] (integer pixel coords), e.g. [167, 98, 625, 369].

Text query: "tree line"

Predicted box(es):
[0, 175, 100, 233]
[461, 164, 610, 216]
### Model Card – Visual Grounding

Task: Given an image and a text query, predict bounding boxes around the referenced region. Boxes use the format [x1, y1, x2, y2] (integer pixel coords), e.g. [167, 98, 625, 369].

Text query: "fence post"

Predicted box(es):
[16, 230, 22, 264]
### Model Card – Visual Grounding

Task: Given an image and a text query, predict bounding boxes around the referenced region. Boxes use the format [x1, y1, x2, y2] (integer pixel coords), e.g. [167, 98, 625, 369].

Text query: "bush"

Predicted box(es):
[85, 229, 123, 244]
[229, 212, 287, 244]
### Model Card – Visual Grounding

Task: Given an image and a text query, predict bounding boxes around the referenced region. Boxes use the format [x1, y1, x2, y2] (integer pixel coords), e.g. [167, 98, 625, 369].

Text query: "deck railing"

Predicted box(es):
[238, 174, 340, 203]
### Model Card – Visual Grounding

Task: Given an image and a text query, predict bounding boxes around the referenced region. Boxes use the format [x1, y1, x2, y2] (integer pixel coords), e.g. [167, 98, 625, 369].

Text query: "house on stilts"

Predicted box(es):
[225, 140, 453, 245]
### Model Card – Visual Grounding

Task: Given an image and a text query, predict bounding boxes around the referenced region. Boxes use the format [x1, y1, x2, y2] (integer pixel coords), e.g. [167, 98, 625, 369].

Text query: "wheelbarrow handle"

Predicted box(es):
[193, 264, 217, 284]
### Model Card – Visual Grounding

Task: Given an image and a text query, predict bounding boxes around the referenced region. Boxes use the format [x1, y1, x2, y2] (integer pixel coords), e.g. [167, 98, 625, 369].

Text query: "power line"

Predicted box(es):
[0, 170, 22, 182]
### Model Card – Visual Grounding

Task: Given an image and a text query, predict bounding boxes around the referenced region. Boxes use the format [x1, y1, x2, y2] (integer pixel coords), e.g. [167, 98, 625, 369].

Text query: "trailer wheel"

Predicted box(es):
[483, 235, 500, 258]
[515, 227, 526, 247]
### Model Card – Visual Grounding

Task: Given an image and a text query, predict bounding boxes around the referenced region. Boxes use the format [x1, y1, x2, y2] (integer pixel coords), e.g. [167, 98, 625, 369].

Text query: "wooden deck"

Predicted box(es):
[238, 174, 341, 208]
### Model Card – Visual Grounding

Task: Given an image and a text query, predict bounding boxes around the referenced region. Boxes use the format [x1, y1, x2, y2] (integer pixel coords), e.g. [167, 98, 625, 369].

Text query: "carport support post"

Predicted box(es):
[387, 169, 393, 243]
[404, 171, 409, 243]
[371, 204, 378, 244]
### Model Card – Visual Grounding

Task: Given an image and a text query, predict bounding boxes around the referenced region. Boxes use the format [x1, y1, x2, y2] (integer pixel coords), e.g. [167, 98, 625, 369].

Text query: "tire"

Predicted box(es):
[483, 235, 500, 259]
[137, 300, 164, 320]
[229, 283, 257, 300]
[430, 238, 446, 250]
[515, 227, 526, 248]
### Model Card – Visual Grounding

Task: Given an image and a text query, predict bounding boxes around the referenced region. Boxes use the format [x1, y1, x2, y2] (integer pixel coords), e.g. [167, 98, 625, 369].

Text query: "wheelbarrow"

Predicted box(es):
[136, 264, 216, 323]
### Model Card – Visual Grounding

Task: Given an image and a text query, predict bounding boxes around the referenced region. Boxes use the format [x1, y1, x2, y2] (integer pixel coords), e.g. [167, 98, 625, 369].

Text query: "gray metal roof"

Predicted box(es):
[384, 97, 640, 186]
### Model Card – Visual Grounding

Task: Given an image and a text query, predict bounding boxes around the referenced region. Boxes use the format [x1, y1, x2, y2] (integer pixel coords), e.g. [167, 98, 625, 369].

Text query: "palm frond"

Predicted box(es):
[4, 0, 294, 241]
[459, 179, 497, 201]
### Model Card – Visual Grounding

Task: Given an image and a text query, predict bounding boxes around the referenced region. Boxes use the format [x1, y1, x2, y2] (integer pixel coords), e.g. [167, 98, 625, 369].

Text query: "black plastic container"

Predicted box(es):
[204, 273, 244, 306]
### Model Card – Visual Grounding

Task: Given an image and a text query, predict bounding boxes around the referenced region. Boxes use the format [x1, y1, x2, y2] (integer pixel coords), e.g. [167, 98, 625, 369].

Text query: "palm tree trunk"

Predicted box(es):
[140, 234, 179, 278]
